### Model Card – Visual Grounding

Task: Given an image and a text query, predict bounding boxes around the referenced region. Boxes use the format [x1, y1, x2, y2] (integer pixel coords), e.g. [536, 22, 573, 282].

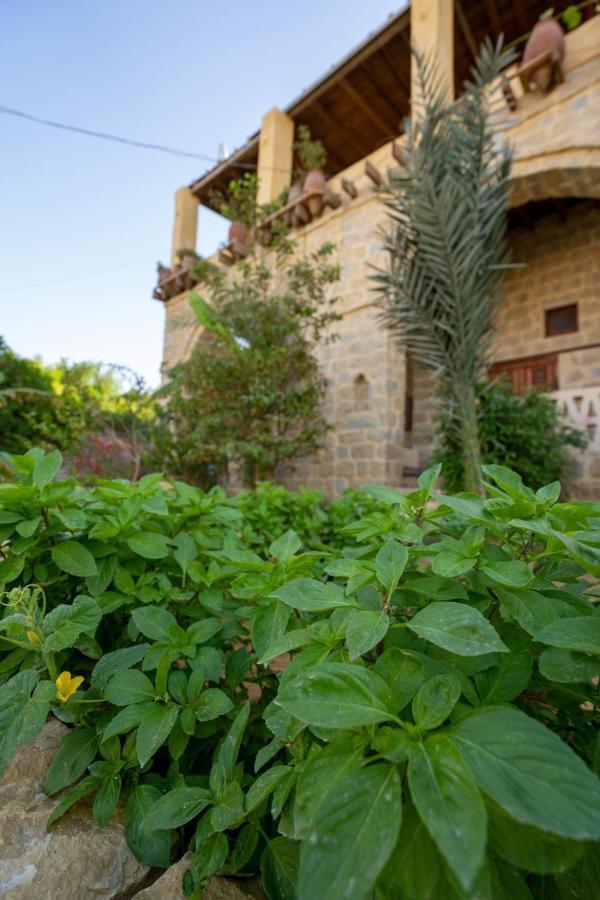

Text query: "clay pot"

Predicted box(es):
[303, 170, 326, 217]
[285, 183, 303, 226]
[522, 16, 565, 91]
[228, 221, 248, 246]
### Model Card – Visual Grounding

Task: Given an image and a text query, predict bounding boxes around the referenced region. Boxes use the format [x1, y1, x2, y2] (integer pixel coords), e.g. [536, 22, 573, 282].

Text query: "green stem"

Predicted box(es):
[456, 383, 484, 495]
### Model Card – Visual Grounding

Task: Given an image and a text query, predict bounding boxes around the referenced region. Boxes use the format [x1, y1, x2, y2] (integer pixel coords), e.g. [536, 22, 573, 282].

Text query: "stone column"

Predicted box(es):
[170, 187, 198, 267]
[256, 107, 294, 206]
[410, 0, 454, 108]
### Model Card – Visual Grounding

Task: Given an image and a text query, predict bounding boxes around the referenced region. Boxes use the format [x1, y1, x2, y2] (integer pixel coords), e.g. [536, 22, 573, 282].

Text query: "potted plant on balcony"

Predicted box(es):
[294, 124, 327, 217]
[175, 247, 201, 269]
[210, 173, 259, 250]
[521, 5, 582, 91]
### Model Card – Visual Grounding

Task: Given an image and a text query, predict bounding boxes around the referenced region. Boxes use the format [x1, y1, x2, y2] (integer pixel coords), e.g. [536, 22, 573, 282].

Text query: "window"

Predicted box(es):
[490, 354, 558, 392]
[353, 374, 369, 410]
[545, 303, 578, 337]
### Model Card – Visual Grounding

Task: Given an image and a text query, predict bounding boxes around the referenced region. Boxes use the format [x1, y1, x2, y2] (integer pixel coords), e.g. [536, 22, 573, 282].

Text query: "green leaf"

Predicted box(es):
[375, 540, 408, 594]
[196, 689, 234, 722]
[245, 765, 293, 814]
[475, 640, 532, 703]
[104, 670, 155, 706]
[51, 540, 98, 577]
[497, 587, 571, 636]
[47, 776, 97, 828]
[0, 670, 49, 778]
[258, 628, 312, 665]
[188, 831, 228, 884]
[488, 801, 585, 875]
[271, 578, 358, 612]
[298, 763, 401, 900]
[33, 449, 62, 489]
[91, 644, 149, 691]
[276, 662, 397, 728]
[144, 787, 212, 830]
[136, 704, 179, 767]
[251, 601, 291, 660]
[173, 532, 197, 572]
[210, 781, 244, 831]
[261, 837, 299, 900]
[346, 610, 389, 660]
[216, 703, 250, 780]
[42, 595, 102, 653]
[103, 703, 152, 740]
[412, 674, 461, 730]
[535, 617, 600, 656]
[372, 726, 412, 763]
[538, 648, 599, 683]
[127, 531, 171, 560]
[186, 618, 222, 645]
[125, 784, 171, 867]
[373, 648, 429, 710]
[131, 606, 179, 642]
[377, 803, 442, 900]
[93, 773, 121, 826]
[407, 602, 508, 656]
[269, 530, 302, 562]
[294, 742, 365, 838]
[408, 734, 486, 891]
[432, 550, 476, 578]
[43, 727, 98, 796]
[480, 560, 533, 588]
[450, 706, 600, 840]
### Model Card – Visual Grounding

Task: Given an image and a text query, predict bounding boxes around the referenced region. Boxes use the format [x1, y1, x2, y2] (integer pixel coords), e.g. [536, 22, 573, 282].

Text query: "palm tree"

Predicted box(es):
[374, 40, 514, 493]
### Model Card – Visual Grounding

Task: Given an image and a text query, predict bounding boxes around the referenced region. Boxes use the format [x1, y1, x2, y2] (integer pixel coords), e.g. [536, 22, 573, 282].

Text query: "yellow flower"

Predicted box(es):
[26, 630, 41, 646]
[55, 671, 84, 703]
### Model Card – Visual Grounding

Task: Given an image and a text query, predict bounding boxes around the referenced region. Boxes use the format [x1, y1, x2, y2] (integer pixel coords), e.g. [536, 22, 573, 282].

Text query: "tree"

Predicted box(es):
[374, 41, 514, 493]
[160, 244, 340, 487]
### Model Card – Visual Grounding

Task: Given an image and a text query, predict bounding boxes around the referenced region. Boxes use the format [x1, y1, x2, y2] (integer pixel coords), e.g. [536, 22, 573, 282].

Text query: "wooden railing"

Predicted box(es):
[551, 386, 600, 450]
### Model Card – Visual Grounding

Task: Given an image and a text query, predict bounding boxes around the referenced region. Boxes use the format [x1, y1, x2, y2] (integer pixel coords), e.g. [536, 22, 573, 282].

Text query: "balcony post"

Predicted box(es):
[410, 0, 454, 108]
[256, 107, 294, 206]
[171, 187, 199, 267]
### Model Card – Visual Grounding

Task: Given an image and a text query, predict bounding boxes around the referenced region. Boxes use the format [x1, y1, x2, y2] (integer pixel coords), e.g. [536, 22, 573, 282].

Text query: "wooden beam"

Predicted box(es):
[511, 0, 529, 35]
[482, 0, 502, 36]
[342, 177, 358, 199]
[358, 62, 406, 122]
[338, 76, 397, 137]
[365, 160, 383, 186]
[311, 98, 370, 159]
[454, 0, 478, 58]
[379, 41, 410, 94]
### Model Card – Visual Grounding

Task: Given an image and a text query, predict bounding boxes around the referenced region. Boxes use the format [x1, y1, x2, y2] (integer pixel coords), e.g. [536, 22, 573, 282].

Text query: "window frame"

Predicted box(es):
[545, 303, 578, 338]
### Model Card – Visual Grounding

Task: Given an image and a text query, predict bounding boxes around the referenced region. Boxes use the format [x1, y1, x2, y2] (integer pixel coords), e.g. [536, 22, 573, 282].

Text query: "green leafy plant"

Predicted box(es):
[159, 242, 341, 487]
[1, 450, 599, 898]
[209, 173, 260, 230]
[375, 42, 515, 493]
[432, 380, 588, 493]
[293, 124, 327, 176]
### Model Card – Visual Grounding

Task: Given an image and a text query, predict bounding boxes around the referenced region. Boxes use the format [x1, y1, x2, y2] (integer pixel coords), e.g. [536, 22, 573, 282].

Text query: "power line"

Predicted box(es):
[0, 103, 226, 165]
[0, 256, 156, 295]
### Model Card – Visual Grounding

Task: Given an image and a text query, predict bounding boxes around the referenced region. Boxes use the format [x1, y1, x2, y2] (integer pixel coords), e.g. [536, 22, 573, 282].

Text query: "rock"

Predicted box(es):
[134, 854, 264, 900]
[0, 719, 149, 899]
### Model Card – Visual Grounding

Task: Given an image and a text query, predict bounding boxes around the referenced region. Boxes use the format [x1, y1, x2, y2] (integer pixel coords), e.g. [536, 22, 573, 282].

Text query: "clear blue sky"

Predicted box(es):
[0, 0, 401, 386]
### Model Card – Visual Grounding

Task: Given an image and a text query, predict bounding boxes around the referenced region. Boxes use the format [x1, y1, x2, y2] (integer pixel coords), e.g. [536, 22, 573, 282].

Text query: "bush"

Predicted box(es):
[1, 450, 599, 898]
[158, 243, 340, 488]
[432, 380, 588, 493]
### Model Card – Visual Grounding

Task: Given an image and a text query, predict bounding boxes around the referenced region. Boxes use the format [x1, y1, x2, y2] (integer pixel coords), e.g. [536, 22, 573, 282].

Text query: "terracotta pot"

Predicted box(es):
[522, 17, 565, 91]
[303, 170, 326, 217]
[285, 183, 303, 226]
[228, 221, 247, 246]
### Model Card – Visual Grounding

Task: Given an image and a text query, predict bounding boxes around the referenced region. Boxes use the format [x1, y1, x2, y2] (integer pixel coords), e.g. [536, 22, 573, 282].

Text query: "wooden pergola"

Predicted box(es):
[189, 0, 594, 213]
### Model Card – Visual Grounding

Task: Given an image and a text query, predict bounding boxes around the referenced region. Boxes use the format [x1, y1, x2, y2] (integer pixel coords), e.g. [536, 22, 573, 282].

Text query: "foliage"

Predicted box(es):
[209, 173, 260, 230]
[1, 449, 599, 898]
[0, 338, 157, 480]
[432, 380, 588, 493]
[293, 124, 327, 176]
[374, 42, 514, 493]
[159, 243, 341, 488]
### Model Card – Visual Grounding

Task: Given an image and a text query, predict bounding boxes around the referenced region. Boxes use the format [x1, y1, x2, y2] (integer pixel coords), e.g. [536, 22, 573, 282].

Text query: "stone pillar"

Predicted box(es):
[410, 0, 454, 108]
[170, 187, 198, 267]
[256, 107, 294, 206]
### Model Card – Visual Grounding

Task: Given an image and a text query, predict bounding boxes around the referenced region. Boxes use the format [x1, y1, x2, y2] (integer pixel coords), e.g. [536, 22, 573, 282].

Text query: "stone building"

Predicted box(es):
[155, 1, 600, 497]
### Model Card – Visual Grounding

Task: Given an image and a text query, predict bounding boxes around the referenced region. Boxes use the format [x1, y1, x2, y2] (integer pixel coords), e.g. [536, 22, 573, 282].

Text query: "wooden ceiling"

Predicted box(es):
[190, 1, 595, 212]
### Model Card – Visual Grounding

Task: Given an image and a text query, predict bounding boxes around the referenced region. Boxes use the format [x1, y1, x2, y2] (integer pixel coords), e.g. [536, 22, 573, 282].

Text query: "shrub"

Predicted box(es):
[432, 381, 588, 493]
[159, 243, 340, 488]
[1, 450, 599, 899]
